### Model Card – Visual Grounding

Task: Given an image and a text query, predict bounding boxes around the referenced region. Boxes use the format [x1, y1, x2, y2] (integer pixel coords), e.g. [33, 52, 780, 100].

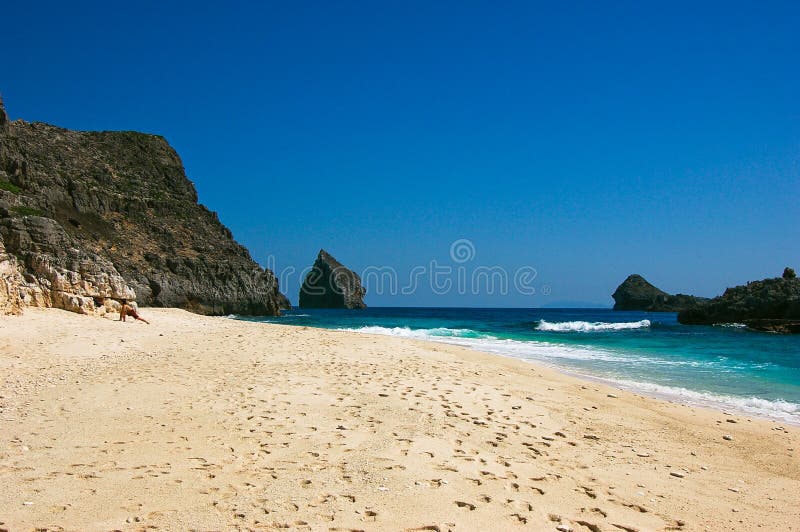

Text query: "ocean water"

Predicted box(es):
[236, 308, 800, 424]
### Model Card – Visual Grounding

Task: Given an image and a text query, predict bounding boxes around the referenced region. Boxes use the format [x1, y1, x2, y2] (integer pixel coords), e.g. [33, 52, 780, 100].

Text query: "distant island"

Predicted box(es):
[612, 269, 800, 333]
[0, 99, 288, 316]
[611, 274, 706, 312]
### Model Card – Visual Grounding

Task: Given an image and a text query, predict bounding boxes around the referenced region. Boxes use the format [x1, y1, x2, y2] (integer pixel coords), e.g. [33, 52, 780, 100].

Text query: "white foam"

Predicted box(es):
[536, 319, 651, 332]
[341, 324, 800, 424]
[340, 326, 627, 362]
[338, 325, 496, 340]
[339, 325, 710, 366]
[606, 378, 800, 424]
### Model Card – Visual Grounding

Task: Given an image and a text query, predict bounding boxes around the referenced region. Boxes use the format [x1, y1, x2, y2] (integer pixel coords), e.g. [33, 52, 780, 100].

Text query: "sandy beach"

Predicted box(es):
[1, 308, 798, 531]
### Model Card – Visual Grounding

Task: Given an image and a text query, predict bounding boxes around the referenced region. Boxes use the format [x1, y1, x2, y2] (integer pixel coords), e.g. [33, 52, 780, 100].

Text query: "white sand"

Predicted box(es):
[1, 308, 798, 531]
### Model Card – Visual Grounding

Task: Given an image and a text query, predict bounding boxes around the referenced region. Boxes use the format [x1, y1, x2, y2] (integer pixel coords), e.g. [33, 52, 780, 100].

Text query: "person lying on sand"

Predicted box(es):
[118, 300, 150, 324]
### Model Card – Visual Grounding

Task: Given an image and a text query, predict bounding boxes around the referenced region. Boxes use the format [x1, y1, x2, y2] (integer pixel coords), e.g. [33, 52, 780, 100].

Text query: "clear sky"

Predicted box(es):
[3, 1, 798, 307]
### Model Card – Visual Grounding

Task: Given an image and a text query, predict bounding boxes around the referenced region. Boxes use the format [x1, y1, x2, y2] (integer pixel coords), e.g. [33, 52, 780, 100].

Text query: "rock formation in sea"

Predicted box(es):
[299, 249, 366, 309]
[612, 274, 705, 312]
[0, 98, 287, 316]
[678, 272, 800, 333]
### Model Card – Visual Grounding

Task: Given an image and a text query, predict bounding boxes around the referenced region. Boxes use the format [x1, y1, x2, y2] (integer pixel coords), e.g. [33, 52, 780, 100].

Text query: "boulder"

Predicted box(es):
[299, 249, 366, 309]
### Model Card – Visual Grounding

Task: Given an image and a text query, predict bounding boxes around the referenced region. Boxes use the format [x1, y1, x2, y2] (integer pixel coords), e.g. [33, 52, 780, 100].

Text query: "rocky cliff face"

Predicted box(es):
[299, 249, 366, 309]
[678, 275, 800, 333]
[278, 292, 292, 310]
[0, 215, 135, 315]
[0, 99, 7, 131]
[0, 100, 286, 316]
[612, 274, 705, 312]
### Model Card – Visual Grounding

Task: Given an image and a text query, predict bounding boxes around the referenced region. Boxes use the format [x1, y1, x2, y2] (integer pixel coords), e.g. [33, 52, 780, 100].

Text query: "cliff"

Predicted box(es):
[278, 292, 292, 310]
[299, 249, 366, 309]
[612, 274, 705, 312]
[678, 274, 800, 333]
[0, 100, 286, 316]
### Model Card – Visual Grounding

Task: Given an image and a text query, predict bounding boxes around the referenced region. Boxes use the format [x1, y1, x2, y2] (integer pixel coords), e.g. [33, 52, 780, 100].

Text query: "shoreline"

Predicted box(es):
[263, 318, 800, 427]
[343, 329, 800, 427]
[1, 308, 799, 530]
[539, 366, 800, 427]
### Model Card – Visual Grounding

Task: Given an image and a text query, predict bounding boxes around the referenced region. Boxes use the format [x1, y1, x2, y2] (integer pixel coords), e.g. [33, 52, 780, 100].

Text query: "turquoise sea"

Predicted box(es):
[237, 308, 800, 424]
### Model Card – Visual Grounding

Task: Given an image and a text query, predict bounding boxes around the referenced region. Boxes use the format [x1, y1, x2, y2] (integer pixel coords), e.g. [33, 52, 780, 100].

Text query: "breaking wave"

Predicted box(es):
[340, 324, 800, 424]
[338, 326, 496, 340]
[608, 379, 800, 424]
[535, 319, 651, 332]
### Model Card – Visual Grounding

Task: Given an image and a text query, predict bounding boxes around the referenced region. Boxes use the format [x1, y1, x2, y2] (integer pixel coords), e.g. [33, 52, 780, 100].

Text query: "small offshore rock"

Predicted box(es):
[612, 274, 705, 311]
[299, 249, 366, 309]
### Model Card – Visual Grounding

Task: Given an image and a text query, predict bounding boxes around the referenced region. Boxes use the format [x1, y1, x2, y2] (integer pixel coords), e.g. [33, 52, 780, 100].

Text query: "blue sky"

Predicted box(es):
[3, 1, 798, 306]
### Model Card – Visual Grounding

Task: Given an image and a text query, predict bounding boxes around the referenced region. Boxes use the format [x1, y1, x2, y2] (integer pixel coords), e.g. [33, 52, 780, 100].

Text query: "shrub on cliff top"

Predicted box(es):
[784, 267, 797, 280]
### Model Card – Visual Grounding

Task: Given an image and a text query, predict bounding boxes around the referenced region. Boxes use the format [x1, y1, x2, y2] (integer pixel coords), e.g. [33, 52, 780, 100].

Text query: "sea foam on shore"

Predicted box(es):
[340, 323, 800, 424]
